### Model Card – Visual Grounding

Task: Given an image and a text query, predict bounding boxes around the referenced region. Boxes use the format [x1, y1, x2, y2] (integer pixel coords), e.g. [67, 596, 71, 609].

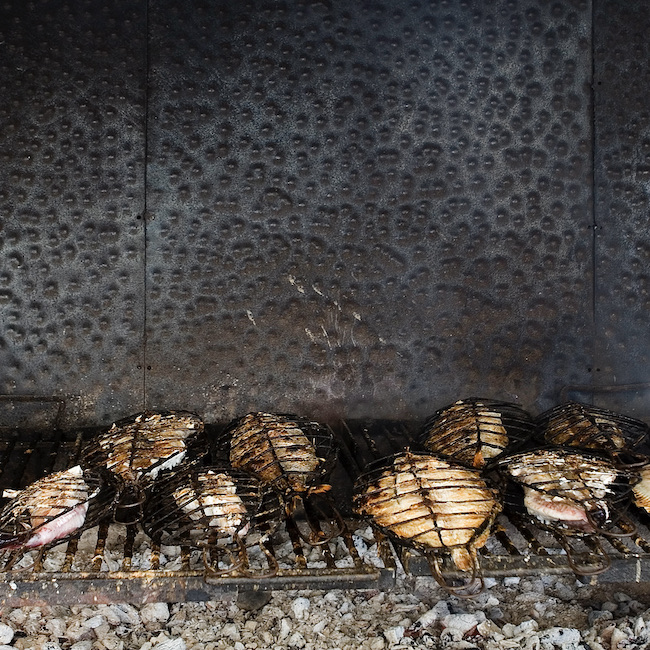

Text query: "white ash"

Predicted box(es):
[0, 625, 12, 646]
[4, 575, 650, 650]
[3, 525, 650, 650]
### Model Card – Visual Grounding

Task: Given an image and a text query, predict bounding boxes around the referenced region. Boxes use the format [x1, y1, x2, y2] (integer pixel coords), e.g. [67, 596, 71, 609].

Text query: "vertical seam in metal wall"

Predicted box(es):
[142, 0, 150, 409]
[590, 0, 597, 393]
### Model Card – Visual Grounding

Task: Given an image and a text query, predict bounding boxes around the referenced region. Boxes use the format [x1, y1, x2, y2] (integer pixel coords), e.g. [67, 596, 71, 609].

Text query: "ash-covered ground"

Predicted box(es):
[1, 574, 650, 650]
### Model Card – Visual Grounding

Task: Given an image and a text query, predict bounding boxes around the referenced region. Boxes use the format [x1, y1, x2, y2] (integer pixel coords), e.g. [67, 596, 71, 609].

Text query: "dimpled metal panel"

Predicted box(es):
[0, 1, 146, 425]
[593, 0, 650, 417]
[145, 0, 594, 422]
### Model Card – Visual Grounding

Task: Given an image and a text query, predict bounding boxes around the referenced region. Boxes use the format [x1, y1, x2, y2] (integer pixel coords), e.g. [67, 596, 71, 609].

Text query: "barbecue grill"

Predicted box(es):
[1, 419, 650, 607]
[1, 0, 650, 607]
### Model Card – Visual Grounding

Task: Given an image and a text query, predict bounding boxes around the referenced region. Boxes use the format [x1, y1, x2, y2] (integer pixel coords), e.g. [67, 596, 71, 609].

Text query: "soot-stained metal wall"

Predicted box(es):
[146, 0, 593, 422]
[591, 0, 650, 418]
[0, 1, 146, 426]
[5, 0, 647, 427]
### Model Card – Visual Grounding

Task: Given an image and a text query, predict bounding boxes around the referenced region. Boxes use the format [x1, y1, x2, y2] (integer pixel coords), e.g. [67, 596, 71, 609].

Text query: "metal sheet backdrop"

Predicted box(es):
[145, 0, 592, 422]
[590, 0, 650, 418]
[0, 0, 146, 426]
[1, 0, 647, 426]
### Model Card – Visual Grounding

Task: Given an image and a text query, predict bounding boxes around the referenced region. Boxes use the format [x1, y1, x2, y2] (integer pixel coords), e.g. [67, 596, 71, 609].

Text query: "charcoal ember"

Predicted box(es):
[139, 604, 170, 630]
[0, 624, 13, 646]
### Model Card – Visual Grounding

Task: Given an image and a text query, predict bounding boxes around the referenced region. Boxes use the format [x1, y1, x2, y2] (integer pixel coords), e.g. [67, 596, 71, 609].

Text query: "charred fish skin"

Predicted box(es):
[500, 447, 628, 533]
[353, 451, 502, 572]
[0, 465, 113, 551]
[419, 398, 535, 469]
[224, 412, 338, 495]
[537, 402, 649, 453]
[82, 410, 206, 487]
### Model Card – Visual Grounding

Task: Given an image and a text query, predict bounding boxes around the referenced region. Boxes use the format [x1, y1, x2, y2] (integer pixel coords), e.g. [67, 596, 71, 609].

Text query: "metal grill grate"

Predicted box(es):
[0, 421, 650, 606]
[0, 426, 395, 607]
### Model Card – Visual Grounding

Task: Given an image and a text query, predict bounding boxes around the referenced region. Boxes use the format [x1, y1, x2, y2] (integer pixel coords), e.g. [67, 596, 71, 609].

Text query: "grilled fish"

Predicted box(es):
[538, 402, 647, 452]
[0, 466, 103, 550]
[227, 412, 335, 494]
[172, 470, 249, 537]
[353, 451, 502, 571]
[85, 410, 204, 485]
[633, 465, 650, 512]
[503, 449, 621, 532]
[420, 399, 533, 468]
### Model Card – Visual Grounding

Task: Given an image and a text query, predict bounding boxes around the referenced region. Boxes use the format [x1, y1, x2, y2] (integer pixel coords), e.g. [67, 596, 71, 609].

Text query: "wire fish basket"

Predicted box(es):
[498, 446, 637, 575]
[536, 402, 650, 466]
[219, 412, 343, 545]
[353, 450, 502, 596]
[81, 410, 207, 523]
[143, 463, 283, 578]
[419, 398, 536, 469]
[0, 465, 117, 553]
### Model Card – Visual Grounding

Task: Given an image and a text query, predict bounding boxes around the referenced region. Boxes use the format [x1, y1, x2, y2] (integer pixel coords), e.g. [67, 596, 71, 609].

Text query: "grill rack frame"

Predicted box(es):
[0, 420, 649, 606]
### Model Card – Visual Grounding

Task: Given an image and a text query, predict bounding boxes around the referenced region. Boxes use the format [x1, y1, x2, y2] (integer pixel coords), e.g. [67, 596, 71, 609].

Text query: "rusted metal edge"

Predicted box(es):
[401, 549, 650, 582]
[0, 395, 67, 430]
[0, 566, 396, 606]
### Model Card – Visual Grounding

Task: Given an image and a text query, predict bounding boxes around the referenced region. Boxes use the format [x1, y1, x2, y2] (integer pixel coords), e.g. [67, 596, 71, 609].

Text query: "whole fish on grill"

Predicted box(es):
[143, 464, 282, 577]
[0, 466, 113, 550]
[632, 464, 650, 512]
[144, 464, 281, 542]
[353, 450, 502, 573]
[172, 470, 252, 537]
[501, 448, 626, 533]
[83, 410, 205, 486]
[538, 402, 649, 454]
[225, 412, 337, 496]
[81, 410, 206, 522]
[420, 398, 535, 468]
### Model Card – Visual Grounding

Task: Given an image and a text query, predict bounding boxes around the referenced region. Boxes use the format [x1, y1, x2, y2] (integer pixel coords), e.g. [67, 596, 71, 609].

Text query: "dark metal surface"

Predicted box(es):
[0, 0, 147, 426]
[593, 0, 650, 419]
[0, 0, 647, 427]
[144, 0, 594, 421]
